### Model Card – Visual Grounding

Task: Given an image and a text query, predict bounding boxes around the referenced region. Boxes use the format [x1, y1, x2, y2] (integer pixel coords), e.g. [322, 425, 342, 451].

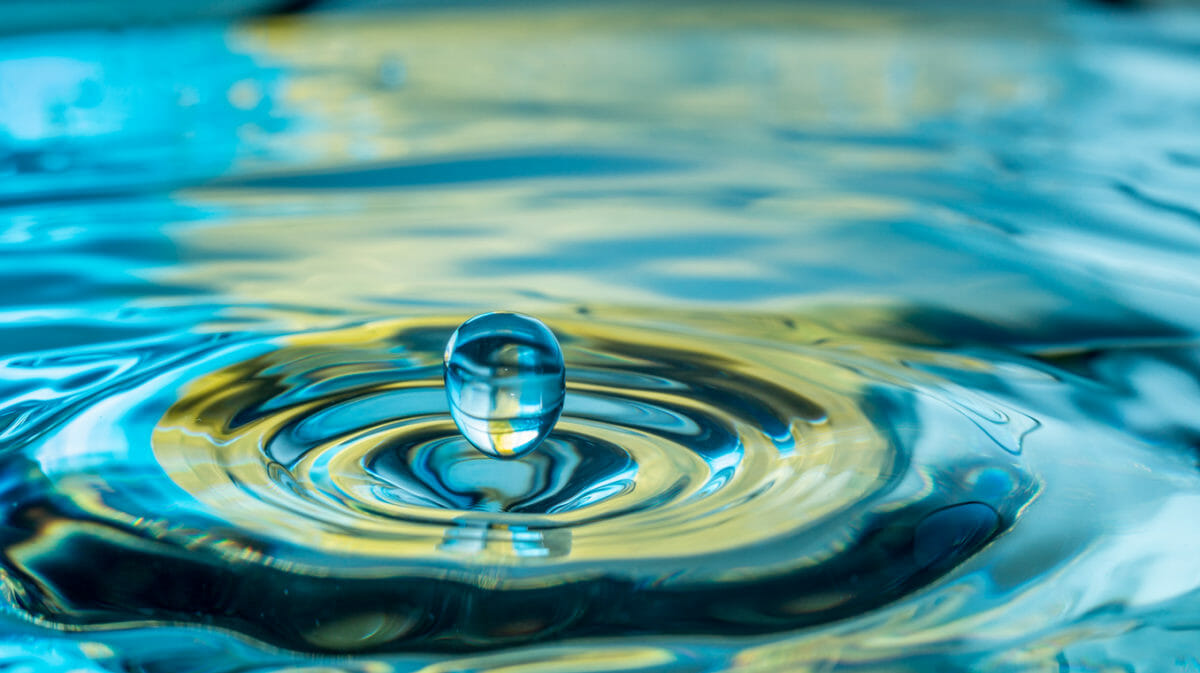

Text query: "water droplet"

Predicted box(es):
[444, 312, 565, 459]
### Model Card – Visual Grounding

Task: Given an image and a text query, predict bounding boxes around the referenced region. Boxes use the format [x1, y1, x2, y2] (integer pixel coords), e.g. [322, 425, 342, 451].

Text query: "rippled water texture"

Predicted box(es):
[3, 3, 1200, 671]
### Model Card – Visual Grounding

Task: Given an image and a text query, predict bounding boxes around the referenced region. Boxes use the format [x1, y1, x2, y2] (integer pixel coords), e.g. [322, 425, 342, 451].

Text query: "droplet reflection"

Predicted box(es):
[443, 312, 566, 459]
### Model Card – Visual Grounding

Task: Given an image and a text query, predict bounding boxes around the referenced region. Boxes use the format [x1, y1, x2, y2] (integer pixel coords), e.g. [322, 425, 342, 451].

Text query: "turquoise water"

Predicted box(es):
[2, 2, 1200, 671]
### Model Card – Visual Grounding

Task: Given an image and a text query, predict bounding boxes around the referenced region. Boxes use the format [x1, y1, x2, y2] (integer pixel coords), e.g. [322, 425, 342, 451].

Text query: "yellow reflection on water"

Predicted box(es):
[152, 315, 891, 573]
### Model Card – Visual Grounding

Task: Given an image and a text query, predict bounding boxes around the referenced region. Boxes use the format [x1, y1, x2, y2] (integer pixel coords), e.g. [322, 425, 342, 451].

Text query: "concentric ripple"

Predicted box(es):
[0, 315, 1035, 653]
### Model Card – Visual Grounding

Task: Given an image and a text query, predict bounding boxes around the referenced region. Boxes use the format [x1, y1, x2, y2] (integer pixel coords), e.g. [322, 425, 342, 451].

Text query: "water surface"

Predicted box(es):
[2, 3, 1200, 671]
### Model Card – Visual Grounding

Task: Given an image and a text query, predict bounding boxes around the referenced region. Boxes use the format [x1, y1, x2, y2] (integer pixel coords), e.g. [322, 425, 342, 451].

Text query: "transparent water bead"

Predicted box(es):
[444, 312, 566, 459]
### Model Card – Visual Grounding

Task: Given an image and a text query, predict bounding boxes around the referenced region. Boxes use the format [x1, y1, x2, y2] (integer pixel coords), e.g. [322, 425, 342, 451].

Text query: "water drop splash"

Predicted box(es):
[443, 312, 566, 459]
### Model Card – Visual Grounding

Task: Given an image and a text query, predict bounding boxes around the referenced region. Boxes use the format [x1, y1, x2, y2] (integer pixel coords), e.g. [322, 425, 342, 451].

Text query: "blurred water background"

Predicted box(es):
[1, 1, 1200, 671]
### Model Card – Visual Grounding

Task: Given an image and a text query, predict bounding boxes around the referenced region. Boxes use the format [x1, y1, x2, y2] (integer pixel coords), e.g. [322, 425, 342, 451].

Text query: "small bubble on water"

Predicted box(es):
[444, 312, 566, 459]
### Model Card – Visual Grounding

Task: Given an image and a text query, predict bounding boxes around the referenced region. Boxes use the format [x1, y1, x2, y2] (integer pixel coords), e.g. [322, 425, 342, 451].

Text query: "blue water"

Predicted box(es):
[2, 2, 1200, 672]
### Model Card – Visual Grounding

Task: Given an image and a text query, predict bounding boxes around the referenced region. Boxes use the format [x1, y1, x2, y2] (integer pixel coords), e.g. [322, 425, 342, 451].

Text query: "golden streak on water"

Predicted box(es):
[170, 2, 1048, 322]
